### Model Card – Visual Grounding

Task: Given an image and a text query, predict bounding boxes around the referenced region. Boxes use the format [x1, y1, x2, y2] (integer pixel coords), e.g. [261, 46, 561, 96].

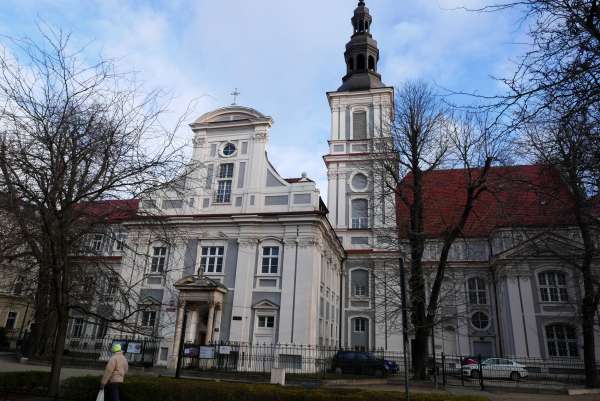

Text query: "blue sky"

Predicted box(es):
[0, 0, 526, 195]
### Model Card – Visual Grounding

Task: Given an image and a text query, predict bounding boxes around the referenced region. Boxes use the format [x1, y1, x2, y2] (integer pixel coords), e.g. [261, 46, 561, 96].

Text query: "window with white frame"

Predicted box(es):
[200, 246, 225, 273]
[150, 246, 167, 273]
[353, 317, 367, 332]
[114, 232, 128, 251]
[351, 199, 369, 229]
[351, 269, 369, 297]
[5, 311, 17, 330]
[141, 311, 157, 328]
[12, 275, 25, 296]
[91, 233, 104, 252]
[467, 277, 487, 305]
[71, 318, 84, 338]
[538, 271, 568, 302]
[261, 246, 279, 274]
[546, 324, 578, 357]
[471, 311, 490, 330]
[95, 319, 108, 339]
[257, 315, 275, 328]
[215, 163, 234, 203]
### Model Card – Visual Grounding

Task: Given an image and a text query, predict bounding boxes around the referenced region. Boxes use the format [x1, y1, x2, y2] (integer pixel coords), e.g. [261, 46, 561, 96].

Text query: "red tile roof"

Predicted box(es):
[397, 165, 578, 238]
[77, 199, 139, 223]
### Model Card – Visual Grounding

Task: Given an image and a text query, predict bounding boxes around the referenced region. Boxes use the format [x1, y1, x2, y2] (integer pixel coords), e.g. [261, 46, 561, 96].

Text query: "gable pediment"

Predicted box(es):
[252, 299, 279, 310]
[495, 232, 583, 260]
[174, 275, 227, 291]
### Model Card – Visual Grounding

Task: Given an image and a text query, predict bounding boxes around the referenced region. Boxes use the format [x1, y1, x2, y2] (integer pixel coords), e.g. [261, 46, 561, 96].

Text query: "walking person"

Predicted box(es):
[100, 343, 129, 401]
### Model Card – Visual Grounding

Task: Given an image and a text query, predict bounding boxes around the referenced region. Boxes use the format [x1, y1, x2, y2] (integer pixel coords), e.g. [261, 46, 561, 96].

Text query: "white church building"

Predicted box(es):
[55, 0, 600, 368]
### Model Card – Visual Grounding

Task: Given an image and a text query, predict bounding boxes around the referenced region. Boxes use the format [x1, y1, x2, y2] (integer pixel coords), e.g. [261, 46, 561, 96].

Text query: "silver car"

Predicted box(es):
[462, 358, 528, 380]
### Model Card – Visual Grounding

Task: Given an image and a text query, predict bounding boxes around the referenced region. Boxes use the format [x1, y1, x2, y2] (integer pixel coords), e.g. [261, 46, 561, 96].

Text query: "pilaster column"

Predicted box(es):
[213, 306, 223, 343]
[168, 302, 186, 369]
[205, 303, 216, 344]
[186, 308, 198, 343]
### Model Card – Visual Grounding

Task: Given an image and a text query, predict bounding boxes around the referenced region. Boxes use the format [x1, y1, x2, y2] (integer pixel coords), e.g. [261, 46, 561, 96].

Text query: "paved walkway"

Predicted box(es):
[1, 354, 599, 401]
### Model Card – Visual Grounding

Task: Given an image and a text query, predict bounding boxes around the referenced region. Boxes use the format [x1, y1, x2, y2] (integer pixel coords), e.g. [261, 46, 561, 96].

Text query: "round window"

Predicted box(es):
[351, 173, 368, 191]
[222, 142, 236, 156]
[471, 312, 490, 330]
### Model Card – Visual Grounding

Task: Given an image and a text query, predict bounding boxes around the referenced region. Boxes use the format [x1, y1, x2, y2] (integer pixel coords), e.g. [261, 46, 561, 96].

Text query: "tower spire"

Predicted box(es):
[337, 0, 384, 92]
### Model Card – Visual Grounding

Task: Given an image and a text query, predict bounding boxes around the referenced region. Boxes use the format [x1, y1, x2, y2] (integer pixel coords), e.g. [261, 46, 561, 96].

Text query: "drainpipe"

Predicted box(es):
[290, 226, 299, 343]
[339, 259, 345, 348]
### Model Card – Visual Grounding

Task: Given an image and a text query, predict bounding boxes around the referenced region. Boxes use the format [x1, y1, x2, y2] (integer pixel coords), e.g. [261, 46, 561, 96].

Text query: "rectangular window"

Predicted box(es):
[258, 315, 275, 328]
[200, 246, 225, 273]
[141, 311, 157, 328]
[91, 233, 104, 252]
[261, 246, 279, 274]
[151, 247, 167, 273]
[353, 318, 367, 332]
[219, 163, 234, 178]
[160, 347, 169, 361]
[71, 318, 84, 338]
[114, 232, 128, 251]
[215, 180, 232, 203]
[354, 284, 367, 297]
[95, 320, 108, 339]
[12, 275, 25, 296]
[5, 311, 17, 330]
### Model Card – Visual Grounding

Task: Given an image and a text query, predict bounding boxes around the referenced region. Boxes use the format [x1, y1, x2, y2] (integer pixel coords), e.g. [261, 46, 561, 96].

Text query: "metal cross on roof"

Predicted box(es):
[230, 88, 240, 105]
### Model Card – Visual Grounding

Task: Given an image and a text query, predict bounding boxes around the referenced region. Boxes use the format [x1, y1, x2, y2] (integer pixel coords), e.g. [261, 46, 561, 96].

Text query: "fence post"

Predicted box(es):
[460, 355, 464, 386]
[478, 354, 484, 391]
[441, 353, 446, 386]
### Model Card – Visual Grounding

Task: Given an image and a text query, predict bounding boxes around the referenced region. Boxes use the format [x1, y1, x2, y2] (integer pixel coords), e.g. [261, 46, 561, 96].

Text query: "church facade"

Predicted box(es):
[2, 0, 593, 369]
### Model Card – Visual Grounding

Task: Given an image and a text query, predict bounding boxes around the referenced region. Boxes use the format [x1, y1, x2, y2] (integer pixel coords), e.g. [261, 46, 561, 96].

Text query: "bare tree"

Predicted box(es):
[371, 81, 507, 379]
[461, 0, 600, 387]
[517, 100, 600, 387]
[0, 29, 189, 396]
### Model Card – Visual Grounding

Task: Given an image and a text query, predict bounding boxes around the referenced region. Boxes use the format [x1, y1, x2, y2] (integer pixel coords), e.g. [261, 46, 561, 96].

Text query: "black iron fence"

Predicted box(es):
[433, 354, 588, 390]
[62, 335, 160, 367]
[181, 342, 594, 390]
[181, 342, 409, 378]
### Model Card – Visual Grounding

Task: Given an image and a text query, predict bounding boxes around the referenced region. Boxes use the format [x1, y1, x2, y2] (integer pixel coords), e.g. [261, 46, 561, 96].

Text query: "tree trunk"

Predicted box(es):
[48, 309, 68, 397]
[412, 325, 429, 380]
[582, 298, 598, 388]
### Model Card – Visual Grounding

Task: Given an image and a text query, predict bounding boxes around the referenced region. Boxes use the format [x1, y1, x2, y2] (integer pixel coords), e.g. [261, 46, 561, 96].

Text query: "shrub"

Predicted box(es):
[61, 375, 490, 401]
[0, 371, 49, 395]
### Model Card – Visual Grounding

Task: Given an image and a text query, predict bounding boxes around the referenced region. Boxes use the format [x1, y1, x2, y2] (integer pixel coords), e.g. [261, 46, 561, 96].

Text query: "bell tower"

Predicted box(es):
[339, 0, 384, 92]
[325, 0, 394, 253]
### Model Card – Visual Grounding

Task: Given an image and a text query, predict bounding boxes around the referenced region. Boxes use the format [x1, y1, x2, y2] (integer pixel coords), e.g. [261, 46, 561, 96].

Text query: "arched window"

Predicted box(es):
[368, 55, 375, 71]
[365, 21, 369, 31]
[351, 199, 369, 229]
[352, 110, 367, 140]
[351, 269, 369, 297]
[546, 324, 578, 357]
[348, 57, 354, 71]
[538, 271, 568, 302]
[467, 277, 487, 305]
[359, 20, 364, 32]
[357, 54, 366, 71]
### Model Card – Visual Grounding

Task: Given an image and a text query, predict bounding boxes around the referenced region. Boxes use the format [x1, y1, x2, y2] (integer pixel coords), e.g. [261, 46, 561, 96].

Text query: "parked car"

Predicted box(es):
[331, 351, 398, 377]
[461, 358, 528, 380]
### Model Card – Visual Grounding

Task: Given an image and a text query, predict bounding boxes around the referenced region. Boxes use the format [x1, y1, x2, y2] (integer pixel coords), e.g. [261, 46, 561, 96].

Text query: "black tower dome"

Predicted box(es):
[338, 0, 384, 92]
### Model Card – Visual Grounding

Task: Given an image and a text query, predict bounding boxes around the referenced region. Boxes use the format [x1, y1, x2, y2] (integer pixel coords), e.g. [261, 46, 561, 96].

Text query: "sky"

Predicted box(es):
[0, 0, 527, 198]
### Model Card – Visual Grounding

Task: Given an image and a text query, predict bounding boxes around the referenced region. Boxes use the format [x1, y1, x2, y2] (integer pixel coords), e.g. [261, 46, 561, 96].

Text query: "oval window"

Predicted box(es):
[222, 142, 236, 157]
[471, 312, 490, 330]
[351, 173, 368, 191]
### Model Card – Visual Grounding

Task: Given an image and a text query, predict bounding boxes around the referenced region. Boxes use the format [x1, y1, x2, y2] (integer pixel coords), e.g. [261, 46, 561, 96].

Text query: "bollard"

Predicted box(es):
[271, 368, 286, 386]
